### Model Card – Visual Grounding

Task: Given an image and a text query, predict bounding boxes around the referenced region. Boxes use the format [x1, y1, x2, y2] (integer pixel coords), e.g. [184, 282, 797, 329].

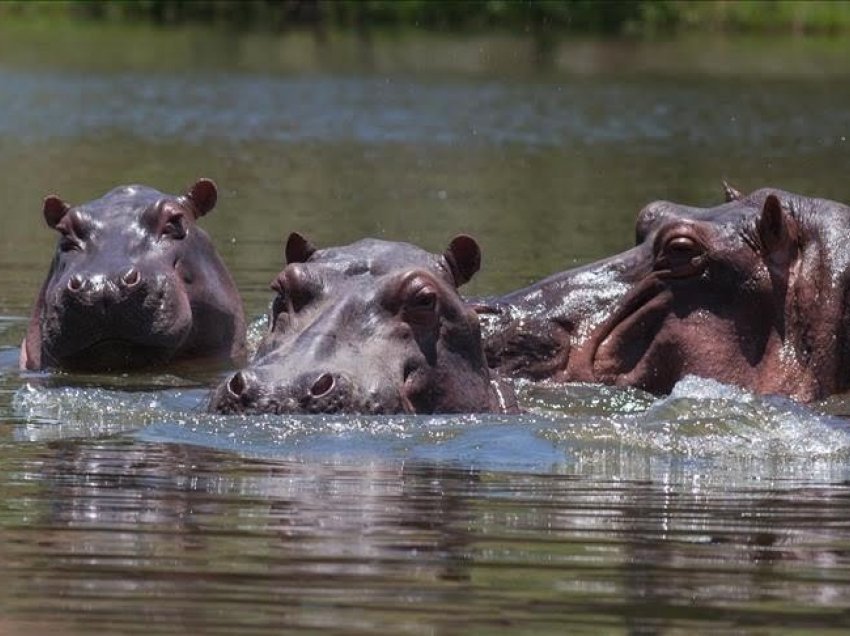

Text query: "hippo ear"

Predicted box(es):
[43, 195, 70, 229]
[184, 178, 218, 218]
[758, 194, 798, 266]
[722, 179, 743, 202]
[285, 232, 317, 264]
[444, 234, 481, 287]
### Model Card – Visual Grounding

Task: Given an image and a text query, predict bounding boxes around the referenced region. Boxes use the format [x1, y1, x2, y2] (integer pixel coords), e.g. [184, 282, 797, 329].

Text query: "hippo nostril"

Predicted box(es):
[227, 371, 248, 398]
[310, 372, 335, 398]
[121, 267, 140, 288]
[67, 275, 84, 293]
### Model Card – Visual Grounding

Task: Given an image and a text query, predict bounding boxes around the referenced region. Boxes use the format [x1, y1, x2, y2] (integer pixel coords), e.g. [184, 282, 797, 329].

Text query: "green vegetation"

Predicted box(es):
[2, 0, 850, 35]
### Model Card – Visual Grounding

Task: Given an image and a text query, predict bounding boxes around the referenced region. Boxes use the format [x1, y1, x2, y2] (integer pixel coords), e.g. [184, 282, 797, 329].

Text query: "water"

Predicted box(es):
[2, 22, 850, 633]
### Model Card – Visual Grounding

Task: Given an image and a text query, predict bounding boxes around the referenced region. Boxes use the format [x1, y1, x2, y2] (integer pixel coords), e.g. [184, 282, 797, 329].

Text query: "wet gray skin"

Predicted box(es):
[21, 179, 246, 372]
[210, 233, 515, 414]
[481, 185, 850, 402]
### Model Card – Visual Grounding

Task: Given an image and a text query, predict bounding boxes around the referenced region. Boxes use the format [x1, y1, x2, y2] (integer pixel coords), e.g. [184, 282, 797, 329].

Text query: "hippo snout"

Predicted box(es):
[213, 369, 394, 415]
[224, 369, 261, 404]
[63, 267, 144, 306]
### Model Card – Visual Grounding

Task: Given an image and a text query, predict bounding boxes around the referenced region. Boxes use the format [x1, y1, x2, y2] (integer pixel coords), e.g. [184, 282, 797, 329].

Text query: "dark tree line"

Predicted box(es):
[2, 1, 849, 35]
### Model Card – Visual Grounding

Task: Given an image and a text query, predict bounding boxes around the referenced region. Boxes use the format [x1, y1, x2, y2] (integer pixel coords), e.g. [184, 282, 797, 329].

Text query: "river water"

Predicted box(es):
[1, 22, 850, 634]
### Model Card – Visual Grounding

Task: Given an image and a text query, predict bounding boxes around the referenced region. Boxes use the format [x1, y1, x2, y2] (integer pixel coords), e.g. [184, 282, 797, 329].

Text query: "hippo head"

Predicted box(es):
[22, 179, 246, 371]
[488, 185, 850, 402]
[210, 233, 512, 414]
[583, 191, 800, 394]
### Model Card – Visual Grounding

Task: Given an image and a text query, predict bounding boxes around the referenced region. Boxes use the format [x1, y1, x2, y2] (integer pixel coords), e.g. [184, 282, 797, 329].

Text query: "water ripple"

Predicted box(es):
[11, 375, 850, 481]
[3, 69, 849, 150]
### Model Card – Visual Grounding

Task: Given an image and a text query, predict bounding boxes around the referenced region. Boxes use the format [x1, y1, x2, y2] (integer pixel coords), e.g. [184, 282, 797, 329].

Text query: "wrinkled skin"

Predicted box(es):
[22, 179, 246, 372]
[210, 234, 515, 414]
[482, 186, 850, 402]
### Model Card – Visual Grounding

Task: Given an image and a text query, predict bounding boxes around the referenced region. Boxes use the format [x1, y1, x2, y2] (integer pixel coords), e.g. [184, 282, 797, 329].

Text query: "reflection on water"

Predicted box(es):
[4, 375, 850, 633]
[2, 439, 850, 634]
[2, 21, 850, 635]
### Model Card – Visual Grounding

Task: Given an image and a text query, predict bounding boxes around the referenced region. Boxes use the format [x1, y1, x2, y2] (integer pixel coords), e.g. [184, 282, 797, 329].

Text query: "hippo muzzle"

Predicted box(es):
[41, 267, 192, 370]
[211, 367, 404, 415]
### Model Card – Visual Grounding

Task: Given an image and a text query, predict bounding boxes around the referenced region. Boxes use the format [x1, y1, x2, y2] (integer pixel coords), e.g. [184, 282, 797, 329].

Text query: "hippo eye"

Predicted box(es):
[403, 286, 439, 325]
[271, 268, 315, 315]
[59, 232, 81, 252]
[410, 289, 437, 310]
[271, 293, 287, 315]
[290, 288, 316, 313]
[162, 213, 187, 240]
[269, 293, 288, 331]
[658, 234, 705, 273]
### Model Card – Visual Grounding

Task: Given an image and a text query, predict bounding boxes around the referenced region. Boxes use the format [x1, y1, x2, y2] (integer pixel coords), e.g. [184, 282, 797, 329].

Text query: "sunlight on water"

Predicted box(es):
[11, 383, 200, 438]
[4, 69, 850, 154]
[12, 374, 850, 480]
[529, 375, 850, 457]
[246, 314, 269, 360]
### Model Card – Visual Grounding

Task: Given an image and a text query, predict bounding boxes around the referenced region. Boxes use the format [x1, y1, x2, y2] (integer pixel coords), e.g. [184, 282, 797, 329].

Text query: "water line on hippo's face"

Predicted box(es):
[13, 375, 850, 471]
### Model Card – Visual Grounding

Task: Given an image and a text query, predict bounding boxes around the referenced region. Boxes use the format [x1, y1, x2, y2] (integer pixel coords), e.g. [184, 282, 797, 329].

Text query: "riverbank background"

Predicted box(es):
[3, 0, 850, 35]
[2, 0, 850, 299]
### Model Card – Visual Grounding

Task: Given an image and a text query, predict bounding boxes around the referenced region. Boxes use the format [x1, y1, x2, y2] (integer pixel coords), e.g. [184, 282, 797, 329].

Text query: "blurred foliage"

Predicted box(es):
[2, 0, 850, 35]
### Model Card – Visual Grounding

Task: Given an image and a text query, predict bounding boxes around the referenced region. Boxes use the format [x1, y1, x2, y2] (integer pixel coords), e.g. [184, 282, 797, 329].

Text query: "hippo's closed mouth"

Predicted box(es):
[57, 338, 176, 371]
[590, 276, 671, 381]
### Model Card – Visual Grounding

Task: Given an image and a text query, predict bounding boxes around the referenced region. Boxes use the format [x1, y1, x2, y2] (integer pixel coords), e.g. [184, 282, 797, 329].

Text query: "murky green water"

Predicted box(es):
[2, 22, 850, 634]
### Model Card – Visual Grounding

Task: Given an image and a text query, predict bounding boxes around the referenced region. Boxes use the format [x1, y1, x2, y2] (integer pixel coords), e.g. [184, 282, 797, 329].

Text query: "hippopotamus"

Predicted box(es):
[21, 179, 246, 372]
[481, 185, 850, 402]
[210, 233, 515, 414]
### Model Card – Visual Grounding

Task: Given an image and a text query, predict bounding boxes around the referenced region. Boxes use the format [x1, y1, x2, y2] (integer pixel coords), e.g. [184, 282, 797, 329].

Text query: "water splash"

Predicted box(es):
[246, 314, 269, 360]
[12, 383, 204, 440]
[530, 376, 850, 456]
[11, 375, 850, 478]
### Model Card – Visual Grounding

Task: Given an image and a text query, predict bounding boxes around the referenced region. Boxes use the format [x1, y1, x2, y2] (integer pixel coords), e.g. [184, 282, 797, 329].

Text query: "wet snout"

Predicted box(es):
[210, 286, 410, 415]
[63, 266, 144, 306]
[217, 367, 392, 415]
[43, 255, 193, 366]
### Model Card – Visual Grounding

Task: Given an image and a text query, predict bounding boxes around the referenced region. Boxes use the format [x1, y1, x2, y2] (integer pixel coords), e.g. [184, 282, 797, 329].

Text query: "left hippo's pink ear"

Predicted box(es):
[184, 178, 218, 218]
[444, 234, 481, 287]
[758, 194, 798, 267]
[43, 195, 70, 229]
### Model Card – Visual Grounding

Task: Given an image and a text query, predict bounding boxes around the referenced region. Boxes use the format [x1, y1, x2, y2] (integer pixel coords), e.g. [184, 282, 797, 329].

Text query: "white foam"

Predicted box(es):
[12, 375, 850, 480]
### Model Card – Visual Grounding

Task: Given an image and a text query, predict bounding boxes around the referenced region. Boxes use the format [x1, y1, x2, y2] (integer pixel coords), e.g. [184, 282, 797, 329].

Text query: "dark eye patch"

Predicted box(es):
[162, 212, 187, 240]
[653, 227, 707, 276]
[56, 212, 89, 251]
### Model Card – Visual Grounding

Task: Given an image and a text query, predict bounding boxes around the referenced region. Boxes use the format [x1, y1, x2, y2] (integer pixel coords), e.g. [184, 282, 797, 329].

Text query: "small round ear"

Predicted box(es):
[758, 194, 798, 265]
[184, 178, 218, 218]
[444, 234, 481, 287]
[43, 195, 70, 229]
[722, 179, 743, 203]
[285, 232, 317, 264]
